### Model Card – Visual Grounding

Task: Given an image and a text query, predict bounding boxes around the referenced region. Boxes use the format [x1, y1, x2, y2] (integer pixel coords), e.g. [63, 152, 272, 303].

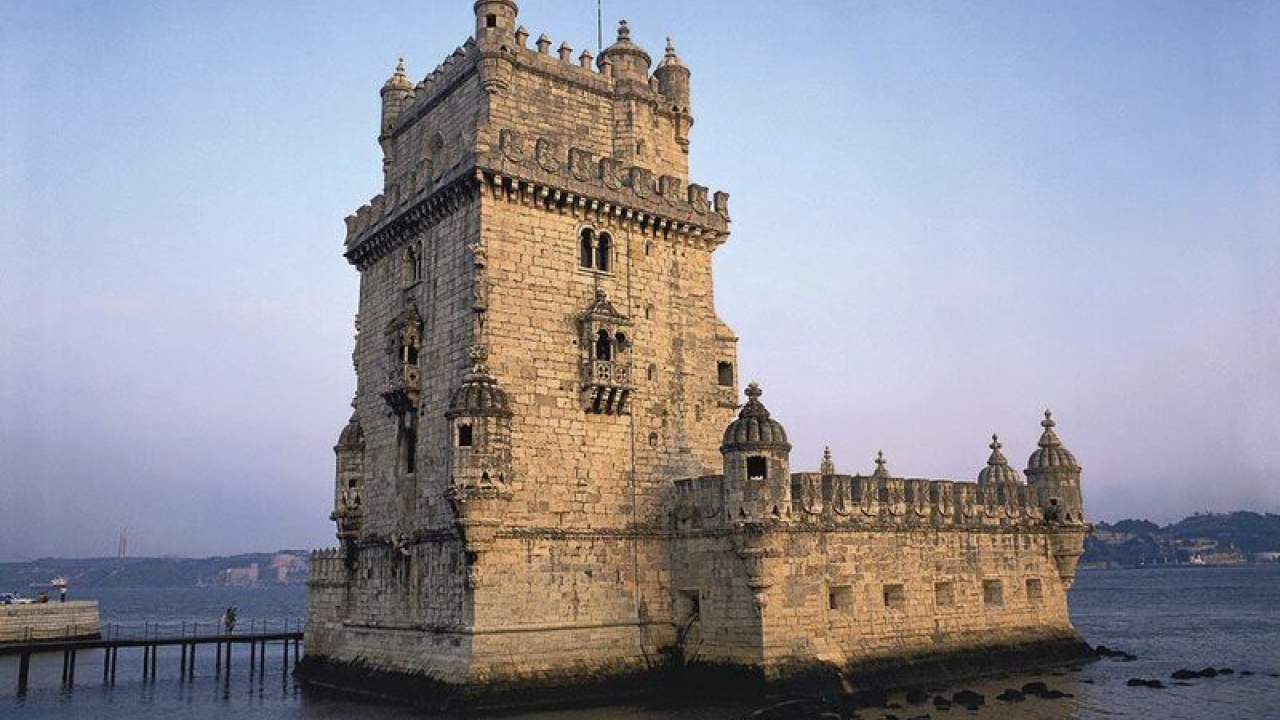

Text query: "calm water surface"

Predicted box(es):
[3, 565, 1278, 719]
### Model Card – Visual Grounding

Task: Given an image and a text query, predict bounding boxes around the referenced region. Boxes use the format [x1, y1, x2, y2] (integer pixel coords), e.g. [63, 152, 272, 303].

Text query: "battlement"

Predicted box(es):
[308, 548, 346, 587]
[673, 473, 1045, 530]
[342, 129, 729, 268]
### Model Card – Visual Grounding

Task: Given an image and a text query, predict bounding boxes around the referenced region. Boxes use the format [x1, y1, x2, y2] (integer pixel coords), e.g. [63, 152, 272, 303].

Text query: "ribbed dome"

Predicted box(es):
[721, 382, 790, 451]
[337, 414, 364, 450]
[978, 434, 1023, 484]
[446, 347, 512, 418]
[597, 20, 651, 72]
[1026, 410, 1079, 472]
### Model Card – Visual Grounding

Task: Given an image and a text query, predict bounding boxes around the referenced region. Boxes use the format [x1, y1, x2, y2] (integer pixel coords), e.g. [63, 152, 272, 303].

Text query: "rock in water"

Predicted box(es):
[996, 689, 1026, 702]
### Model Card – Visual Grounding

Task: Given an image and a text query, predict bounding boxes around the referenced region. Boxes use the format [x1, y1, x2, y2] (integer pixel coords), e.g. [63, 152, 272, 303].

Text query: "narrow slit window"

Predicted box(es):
[596, 233, 612, 272]
[457, 423, 473, 448]
[594, 329, 613, 361]
[717, 361, 734, 387]
[579, 229, 594, 268]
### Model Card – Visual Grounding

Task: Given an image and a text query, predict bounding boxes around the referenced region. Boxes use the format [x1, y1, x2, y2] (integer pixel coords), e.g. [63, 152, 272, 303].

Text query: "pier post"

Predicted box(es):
[215, 641, 222, 676]
[103, 647, 111, 684]
[68, 650, 76, 686]
[17, 652, 30, 693]
[61, 650, 70, 684]
[181, 643, 187, 680]
[142, 646, 150, 681]
[110, 647, 118, 684]
[250, 639, 256, 674]
[188, 643, 196, 678]
[149, 643, 157, 679]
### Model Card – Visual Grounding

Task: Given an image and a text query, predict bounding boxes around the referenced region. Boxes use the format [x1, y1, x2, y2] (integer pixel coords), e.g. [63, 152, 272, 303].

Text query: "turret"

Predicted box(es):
[379, 58, 414, 171]
[721, 382, 792, 522]
[598, 20, 652, 93]
[445, 346, 514, 587]
[1024, 410, 1084, 524]
[977, 434, 1022, 485]
[1025, 410, 1087, 588]
[475, 0, 518, 93]
[474, 0, 518, 40]
[653, 38, 693, 152]
[331, 411, 366, 563]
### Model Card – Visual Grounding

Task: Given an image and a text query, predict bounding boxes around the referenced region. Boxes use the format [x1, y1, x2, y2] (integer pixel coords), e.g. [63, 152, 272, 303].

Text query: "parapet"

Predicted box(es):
[673, 473, 1044, 531]
[308, 548, 346, 586]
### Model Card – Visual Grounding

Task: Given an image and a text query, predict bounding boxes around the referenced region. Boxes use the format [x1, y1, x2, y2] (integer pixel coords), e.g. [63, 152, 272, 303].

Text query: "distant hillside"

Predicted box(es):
[1084, 512, 1280, 568]
[0, 552, 309, 590]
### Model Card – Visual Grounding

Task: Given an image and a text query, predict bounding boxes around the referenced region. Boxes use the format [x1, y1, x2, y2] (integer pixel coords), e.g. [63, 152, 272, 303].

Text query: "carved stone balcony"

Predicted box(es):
[582, 359, 631, 414]
[381, 362, 421, 413]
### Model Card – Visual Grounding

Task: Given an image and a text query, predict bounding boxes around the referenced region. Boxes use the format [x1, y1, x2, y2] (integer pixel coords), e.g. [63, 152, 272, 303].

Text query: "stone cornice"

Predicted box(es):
[344, 172, 476, 271]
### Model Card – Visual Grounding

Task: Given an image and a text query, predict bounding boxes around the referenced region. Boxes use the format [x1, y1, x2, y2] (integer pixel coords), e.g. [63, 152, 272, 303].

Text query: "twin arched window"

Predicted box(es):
[594, 329, 628, 361]
[579, 228, 612, 272]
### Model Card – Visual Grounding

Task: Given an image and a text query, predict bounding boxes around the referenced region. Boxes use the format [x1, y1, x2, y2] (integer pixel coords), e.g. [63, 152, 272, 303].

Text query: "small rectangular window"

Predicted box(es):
[882, 583, 905, 611]
[983, 579, 1004, 607]
[485, 14, 497, 27]
[679, 589, 701, 623]
[457, 424, 473, 448]
[746, 456, 767, 480]
[934, 581, 955, 608]
[717, 361, 734, 387]
[1025, 578, 1043, 605]
[829, 585, 854, 615]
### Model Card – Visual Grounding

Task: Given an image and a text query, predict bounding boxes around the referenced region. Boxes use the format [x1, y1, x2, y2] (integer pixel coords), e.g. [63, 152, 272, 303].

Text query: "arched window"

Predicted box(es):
[579, 229, 594, 268]
[595, 329, 613, 361]
[614, 332, 627, 353]
[596, 233, 612, 272]
[406, 245, 422, 284]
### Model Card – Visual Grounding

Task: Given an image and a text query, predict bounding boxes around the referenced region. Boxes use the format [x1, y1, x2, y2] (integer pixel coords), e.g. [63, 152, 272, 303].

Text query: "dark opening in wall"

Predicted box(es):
[457, 423, 473, 447]
[829, 585, 853, 615]
[595, 329, 613, 360]
[717, 361, 734, 387]
[486, 14, 497, 27]
[983, 579, 1004, 607]
[883, 583, 906, 611]
[1026, 578, 1043, 605]
[579, 229, 594, 268]
[746, 456, 767, 480]
[596, 233, 611, 272]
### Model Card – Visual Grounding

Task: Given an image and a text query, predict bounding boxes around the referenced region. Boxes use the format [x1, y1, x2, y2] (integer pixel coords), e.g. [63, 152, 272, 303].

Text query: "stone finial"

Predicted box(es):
[468, 345, 490, 373]
[617, 19, 631, 41]
[579, 49, 593, 68]
[515, 25, 529, 48]
[745, 381, 762, 401]
[536, 33, 551, 54]
[558, 41, 573, 62]
[1039, 409, 1060, 447]
[820, 446, 835, 476]
[660, 36, 683, 66]
[872, 450, 890, 478]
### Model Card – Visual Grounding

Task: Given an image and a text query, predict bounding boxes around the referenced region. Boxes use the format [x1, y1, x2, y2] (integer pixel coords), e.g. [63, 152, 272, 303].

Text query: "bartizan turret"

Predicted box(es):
[653, 38, 692, 152]
[1025, 410, 1088, 587]
[474, 0, 518, 93]
[721, 382, 792, 522]
[379, 58, 413, 174]
[445, 346, 513, 587]
[330, 411, 365, 565]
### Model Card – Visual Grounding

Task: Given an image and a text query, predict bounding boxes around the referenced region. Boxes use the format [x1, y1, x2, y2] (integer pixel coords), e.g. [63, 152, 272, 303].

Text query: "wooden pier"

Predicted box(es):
[1, 622, 303, 693]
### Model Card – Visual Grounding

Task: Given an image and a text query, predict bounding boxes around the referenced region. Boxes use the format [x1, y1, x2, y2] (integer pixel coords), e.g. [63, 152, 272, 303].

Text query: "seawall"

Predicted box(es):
[0, 601, 101, 642]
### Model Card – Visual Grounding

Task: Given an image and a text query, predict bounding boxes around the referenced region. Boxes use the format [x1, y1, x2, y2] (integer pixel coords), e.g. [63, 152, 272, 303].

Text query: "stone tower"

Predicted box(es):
[306, 1, 739, 694]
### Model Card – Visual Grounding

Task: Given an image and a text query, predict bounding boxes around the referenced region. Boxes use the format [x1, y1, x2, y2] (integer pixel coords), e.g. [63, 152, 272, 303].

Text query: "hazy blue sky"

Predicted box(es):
[2, 1, 1277, 560]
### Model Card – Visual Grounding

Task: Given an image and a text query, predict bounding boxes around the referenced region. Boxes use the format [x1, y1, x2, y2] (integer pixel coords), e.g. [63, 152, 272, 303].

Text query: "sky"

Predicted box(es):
[1, 1, 1277, 560]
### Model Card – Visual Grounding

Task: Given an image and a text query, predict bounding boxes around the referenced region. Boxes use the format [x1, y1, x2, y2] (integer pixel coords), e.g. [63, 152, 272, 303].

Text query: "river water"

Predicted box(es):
[2, 565, 1278, 719]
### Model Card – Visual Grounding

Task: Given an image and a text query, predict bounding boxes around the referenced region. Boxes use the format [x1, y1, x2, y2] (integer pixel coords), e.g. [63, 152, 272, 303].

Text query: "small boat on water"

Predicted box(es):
[28, 577, 69, 591]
